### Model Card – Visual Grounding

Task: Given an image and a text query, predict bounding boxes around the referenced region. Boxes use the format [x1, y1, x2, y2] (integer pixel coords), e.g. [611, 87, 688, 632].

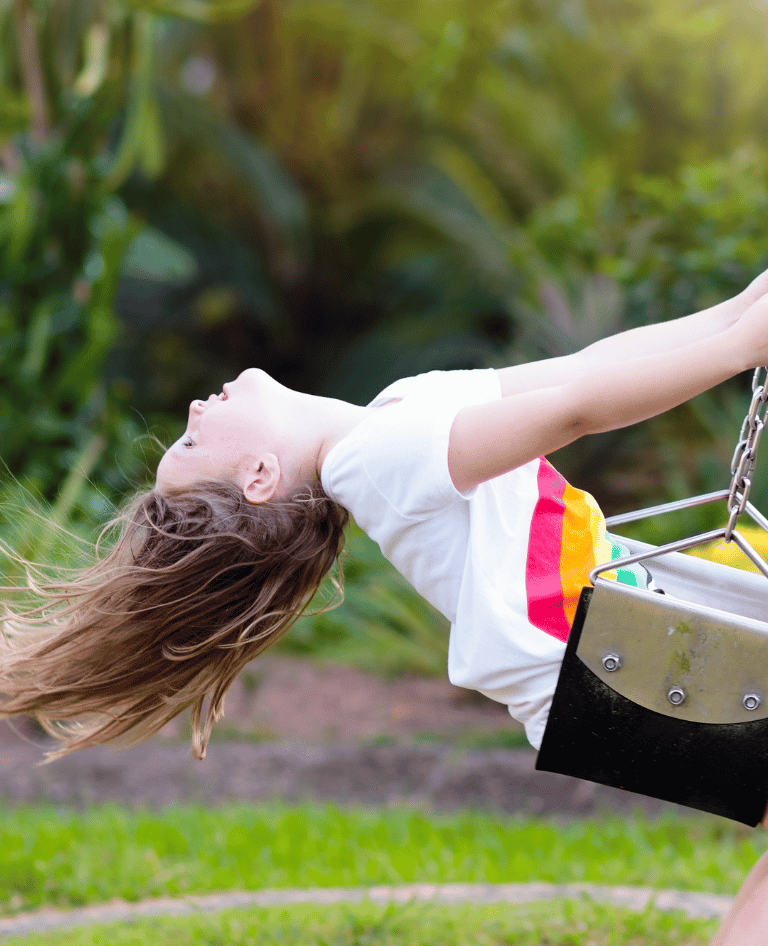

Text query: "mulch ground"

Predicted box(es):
[0, 735, 682, 817]
[0, 654, 682, 818]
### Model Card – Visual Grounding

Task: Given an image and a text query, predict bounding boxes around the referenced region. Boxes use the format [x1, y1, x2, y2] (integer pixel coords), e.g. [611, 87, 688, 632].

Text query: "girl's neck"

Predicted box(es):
[314, 397, 370, 475]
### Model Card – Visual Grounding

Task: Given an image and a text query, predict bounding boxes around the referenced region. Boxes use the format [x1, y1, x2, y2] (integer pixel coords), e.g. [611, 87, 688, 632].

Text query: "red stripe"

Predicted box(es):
[526, 458, 571, 642]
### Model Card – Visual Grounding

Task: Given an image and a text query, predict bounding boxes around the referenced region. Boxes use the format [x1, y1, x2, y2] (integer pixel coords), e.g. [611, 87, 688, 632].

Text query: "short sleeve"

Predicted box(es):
[321, 368, 501, 520]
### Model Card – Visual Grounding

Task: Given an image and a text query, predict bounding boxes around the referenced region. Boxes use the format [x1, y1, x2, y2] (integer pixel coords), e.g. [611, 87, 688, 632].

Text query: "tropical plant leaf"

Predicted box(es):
[122, 226, 199, 283]
[118, 0, 261, 21]
[156, 87, 309, 252]
[72, 22, 111, 98]
[289, 0, 421, 56]
[357, 163, 511, 280]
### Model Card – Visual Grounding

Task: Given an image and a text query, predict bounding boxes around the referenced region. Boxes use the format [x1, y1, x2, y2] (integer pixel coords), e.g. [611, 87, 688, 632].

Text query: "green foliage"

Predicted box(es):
[110, 0, 768, 518]
[526, 151, 768, 329]
[5, 0, 768, 669]
[1, 8, 145, 509]
[0, 0, 263, 514]
[0, 142, 145, 512]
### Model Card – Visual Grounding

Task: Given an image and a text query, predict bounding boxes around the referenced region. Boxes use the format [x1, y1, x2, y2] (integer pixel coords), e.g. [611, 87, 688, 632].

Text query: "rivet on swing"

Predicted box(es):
[667, 687, 686, 706]
[743, 694, 762, 711]
[602, 653, 621, 672]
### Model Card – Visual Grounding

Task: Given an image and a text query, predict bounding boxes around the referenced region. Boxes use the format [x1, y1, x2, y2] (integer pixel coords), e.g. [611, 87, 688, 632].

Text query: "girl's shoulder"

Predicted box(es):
[366, 374, 420, 407]
[321, 368, 500, 515]
[367, 368, 500, 408]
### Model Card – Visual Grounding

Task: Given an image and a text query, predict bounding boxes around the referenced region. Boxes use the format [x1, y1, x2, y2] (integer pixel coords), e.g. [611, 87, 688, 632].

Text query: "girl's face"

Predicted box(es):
[155, 369, 295, 495]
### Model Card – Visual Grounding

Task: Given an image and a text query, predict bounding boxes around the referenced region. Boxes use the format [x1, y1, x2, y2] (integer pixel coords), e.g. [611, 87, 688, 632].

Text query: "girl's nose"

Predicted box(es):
[188, 393, 218, 424]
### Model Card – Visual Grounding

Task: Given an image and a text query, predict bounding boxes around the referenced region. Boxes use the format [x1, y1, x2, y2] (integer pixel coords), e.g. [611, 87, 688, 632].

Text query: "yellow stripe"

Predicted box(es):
[560, 483, 615, 625]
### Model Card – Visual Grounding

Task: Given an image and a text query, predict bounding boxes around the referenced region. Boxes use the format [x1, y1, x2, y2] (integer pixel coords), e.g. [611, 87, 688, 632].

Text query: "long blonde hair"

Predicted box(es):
[0, 480, 348, 763]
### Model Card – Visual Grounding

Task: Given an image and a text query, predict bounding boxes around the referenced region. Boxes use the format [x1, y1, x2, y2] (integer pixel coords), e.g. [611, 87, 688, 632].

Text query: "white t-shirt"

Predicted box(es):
[320, 368, 611, 750]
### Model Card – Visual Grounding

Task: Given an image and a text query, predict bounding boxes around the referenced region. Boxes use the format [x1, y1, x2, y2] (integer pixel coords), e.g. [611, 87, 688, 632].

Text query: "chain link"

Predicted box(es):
[725, 367, 768, 541]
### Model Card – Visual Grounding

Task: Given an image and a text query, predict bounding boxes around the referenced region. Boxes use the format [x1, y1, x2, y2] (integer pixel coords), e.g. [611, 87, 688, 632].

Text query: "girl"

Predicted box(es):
[4, 273, 768, 944]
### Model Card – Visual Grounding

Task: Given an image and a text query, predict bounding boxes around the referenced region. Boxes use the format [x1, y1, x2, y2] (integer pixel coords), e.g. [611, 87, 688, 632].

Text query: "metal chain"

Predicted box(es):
[725, 367, 768, 541]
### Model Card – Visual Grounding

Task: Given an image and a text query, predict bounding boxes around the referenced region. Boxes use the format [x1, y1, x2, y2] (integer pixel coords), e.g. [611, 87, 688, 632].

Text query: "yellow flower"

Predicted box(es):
[686, 526, 768, 573]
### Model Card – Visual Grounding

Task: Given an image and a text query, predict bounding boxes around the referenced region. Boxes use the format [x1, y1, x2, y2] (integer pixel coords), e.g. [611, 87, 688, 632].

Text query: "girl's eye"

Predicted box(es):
[183, 438, 195, 448]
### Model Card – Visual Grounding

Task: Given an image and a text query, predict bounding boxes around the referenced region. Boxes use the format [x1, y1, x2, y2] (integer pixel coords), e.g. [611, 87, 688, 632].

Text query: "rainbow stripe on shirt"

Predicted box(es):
[525, 458, 645, 643]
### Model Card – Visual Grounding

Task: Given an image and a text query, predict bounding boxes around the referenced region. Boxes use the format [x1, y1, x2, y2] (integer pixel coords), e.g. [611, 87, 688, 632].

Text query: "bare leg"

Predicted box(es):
[710, 809, 768, 945]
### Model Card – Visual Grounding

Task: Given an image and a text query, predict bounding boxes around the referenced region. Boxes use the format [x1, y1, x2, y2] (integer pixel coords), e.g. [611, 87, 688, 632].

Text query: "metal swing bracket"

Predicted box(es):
[575, 579, 768, 725]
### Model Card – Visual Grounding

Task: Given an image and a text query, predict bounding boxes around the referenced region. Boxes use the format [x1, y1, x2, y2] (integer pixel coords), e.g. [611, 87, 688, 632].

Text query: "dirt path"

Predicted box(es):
[0, 654, 677, 817]
[0, 883, 736, 939]
[0, 736, 682, 817]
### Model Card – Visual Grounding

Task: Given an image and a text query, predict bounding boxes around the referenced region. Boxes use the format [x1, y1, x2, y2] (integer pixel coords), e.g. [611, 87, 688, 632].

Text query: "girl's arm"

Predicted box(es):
[449, 307, 758, 494]
[497, 275, 768, 398]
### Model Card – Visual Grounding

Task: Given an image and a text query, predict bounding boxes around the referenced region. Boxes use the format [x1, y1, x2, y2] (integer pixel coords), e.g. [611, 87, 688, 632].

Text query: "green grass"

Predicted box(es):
[3, 899, 718, 946]
[0, 801, 760, 917]
[362, 729, 531, 750]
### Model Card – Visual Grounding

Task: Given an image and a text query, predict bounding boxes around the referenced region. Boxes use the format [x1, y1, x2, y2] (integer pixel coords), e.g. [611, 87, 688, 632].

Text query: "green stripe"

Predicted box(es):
[610, 540, 649, 589]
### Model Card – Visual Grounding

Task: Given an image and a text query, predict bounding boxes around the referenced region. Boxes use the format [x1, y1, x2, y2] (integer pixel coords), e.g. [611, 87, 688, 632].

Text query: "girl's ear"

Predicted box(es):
[242, 454, 281, 504]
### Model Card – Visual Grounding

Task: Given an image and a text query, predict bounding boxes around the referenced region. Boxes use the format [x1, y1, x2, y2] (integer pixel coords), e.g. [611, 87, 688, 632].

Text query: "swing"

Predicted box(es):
[536, 368, 768, 826]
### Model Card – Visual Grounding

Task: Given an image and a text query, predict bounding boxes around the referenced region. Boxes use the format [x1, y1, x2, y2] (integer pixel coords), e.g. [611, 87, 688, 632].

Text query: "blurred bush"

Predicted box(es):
[4, 0, 768, 676]
[6, 0, 768, 513]
[106, 0, 768, 514]
[0, 163, 144, 518]
[0, 0, 267, 518]
[514, 151, 768, 516]
[687, 525, 768, 576]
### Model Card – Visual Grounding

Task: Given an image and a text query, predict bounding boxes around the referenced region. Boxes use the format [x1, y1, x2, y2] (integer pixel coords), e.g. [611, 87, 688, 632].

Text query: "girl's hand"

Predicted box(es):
[738, 267, 768, 313]
[731, 291, 768, 370]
